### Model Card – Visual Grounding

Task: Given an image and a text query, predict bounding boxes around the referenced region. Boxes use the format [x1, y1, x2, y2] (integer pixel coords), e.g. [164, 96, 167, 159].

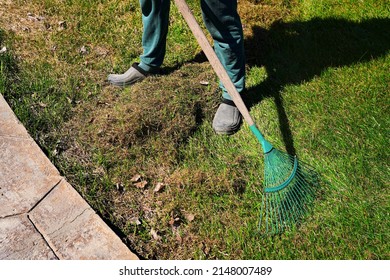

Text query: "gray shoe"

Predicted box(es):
[212, 99, 242, 135]
[107, 63, 154, 87]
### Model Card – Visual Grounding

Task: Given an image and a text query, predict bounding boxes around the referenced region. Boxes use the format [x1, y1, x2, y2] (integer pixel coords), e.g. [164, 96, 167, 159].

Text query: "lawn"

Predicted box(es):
[1, 0, 389, 259]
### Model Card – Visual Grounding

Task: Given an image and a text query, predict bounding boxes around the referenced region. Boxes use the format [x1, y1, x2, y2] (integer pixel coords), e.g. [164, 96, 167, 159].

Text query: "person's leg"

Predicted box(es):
[201, 0, 245, 134]
[108, 0, 170, 87]
[139, 0, 170, 71]
[201, 0, 245, 99]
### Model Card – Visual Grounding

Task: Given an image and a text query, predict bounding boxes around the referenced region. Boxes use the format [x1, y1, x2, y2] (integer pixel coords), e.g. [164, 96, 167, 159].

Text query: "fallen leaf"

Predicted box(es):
[80, 45, 88, 55]
[130, 174, 141, 182]
[150, 229, 161, 240]
[172, 227, 182, 243]
[169, 216, 181, 227]
[0, 46, 7, 54]
[201, 242, 210, 256]
[153, 182, 165, 193]
[200, 80, 209, 86]
[129, 217, 141, 225]
[97, 129, 104, 136]
[58, 21, 67, 31]
[185, 213, 195, 222]
[134, 180, 147, 189]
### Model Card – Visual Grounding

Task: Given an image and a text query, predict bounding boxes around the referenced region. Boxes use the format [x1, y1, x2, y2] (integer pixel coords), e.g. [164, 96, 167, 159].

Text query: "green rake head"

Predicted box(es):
[248, 124, 320, 234]
[259, 148, 320, 235]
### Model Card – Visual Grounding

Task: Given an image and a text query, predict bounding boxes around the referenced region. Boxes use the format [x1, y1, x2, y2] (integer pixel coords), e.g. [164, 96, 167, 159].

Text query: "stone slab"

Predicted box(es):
[0, 136, 62, 217]
[0, 214, 57, 260]
[29, 180, 138, 260]
[0, 95, 30, 138]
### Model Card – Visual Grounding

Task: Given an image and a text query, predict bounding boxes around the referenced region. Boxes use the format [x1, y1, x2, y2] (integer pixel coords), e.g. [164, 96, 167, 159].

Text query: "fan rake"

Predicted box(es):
[174, 0, 320, 235]
[259, 148, 319, 234]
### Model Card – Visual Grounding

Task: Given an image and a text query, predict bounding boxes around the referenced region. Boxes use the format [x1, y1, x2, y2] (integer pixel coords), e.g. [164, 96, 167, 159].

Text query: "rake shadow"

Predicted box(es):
[244, 17, 389, 234]
[244, 17, 390, 155]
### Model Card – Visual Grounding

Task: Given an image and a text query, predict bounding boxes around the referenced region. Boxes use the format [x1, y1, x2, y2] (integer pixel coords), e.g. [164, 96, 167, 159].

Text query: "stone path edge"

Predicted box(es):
[0, 94, 139, 260]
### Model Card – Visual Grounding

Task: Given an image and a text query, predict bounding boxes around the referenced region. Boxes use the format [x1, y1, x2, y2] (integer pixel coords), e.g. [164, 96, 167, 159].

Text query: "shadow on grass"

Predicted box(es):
[244, 17, 390, 155]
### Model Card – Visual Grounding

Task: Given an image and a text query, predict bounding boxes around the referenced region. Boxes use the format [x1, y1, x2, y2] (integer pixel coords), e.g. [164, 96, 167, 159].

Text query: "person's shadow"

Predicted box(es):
[243, 17, 390, 155]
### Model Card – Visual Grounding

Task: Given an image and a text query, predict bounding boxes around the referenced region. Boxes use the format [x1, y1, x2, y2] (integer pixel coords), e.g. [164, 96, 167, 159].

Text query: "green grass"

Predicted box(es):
[1, 0, 389, 259]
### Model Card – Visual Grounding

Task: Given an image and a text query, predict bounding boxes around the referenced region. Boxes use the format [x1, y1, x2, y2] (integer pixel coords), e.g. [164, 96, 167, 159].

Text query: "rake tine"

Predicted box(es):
[280, 192, 290, 230]
[277, 192, 286, 232]
[270, 195, 277, 233]
[291, 185, 306, 219]
[265, 194, 270, 234]
[274, 195, 281, 232]
[285, 189, 299, 226]
[259, 194, 265, 232]
[296, 167, 318, 201]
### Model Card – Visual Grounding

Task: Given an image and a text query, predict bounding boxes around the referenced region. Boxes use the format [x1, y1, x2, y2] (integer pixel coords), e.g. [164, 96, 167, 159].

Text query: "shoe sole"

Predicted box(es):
[108, 76, 145, 87]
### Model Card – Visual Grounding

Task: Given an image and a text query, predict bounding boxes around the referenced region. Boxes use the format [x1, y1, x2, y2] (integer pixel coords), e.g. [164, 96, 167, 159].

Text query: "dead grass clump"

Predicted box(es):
[59, 61, 250, 259]
[73, 62, 218, 180]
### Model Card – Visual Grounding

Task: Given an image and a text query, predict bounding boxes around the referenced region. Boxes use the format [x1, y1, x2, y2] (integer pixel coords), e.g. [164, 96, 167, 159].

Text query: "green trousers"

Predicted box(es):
[139, 0, 245, 100]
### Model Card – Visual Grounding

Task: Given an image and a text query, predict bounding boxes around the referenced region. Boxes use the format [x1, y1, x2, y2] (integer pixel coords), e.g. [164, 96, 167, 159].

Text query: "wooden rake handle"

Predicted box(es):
[173, 0, 255, 127]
